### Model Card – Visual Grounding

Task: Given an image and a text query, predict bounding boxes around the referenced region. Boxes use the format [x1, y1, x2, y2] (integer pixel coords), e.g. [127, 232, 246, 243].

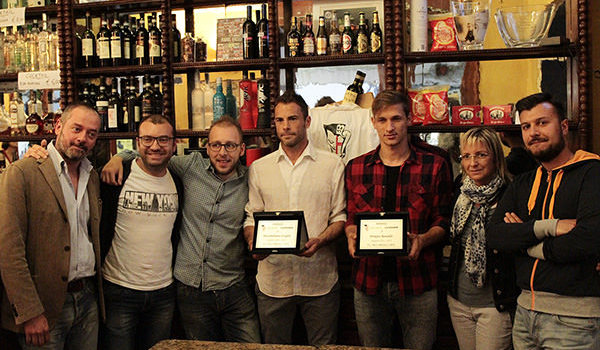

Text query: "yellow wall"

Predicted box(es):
[479, 0, 555, 105]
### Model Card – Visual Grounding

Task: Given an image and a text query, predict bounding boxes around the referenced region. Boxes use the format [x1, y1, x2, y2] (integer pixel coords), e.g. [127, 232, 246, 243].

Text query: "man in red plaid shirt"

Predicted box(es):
[345, 90, 453, 349]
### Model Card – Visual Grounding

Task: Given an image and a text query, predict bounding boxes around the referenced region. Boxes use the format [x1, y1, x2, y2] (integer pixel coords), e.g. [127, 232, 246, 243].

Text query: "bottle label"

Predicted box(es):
[329, 33, 341, 53]
[9, 111, 18, 127]
[26, 123, 39, 134]
[122, 107, 128, 124]
[257, 84, 267, 112]
[136, 44, 145, 58]
[43, 119, 54, 133]
[98, 39, 110, 59]
[96, 100, 109, 108]
[303, 37, 315, 54]
[149, 40, 161, 57]
[370, 33, 381, 52]
[317, 37, 327, 55]
[82, 38, 94, 56]
[111, 37, 122, 58]
[107, 107, 118, 128]
[357, 34, 368, 53]
[123, 40, 130, 59]
[288, 38, 299, 57]
[134, 106, 141, 122]
[343, 90, 358, 104]
[342, 34, 352, 53]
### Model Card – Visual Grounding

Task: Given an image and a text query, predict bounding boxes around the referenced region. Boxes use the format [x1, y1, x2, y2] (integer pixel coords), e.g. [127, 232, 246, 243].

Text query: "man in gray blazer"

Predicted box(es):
[0, 103, 104, 350]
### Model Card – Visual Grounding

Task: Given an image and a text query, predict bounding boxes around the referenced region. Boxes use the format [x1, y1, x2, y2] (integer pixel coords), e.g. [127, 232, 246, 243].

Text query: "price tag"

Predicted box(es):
[0, 80, 18, 93]
[0, 8, 25, 28]
[18, 70, 61, 90]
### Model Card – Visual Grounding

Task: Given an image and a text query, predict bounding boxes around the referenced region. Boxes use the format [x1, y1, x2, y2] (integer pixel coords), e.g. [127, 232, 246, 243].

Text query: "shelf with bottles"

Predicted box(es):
[403, 42, 578, 64]
[71, 0, 162, 12]
[74, 64, 165, 77]
[279, 53, 384, 68]
[24, 4, 58, 15]
[0, 89, 60, 139]
[172, 59, 270, 73]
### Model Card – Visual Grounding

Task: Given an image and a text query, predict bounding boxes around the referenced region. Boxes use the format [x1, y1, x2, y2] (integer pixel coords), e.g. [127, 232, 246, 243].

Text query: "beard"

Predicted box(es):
[528, 136, 565, 163]
[56, 133, 89, 162]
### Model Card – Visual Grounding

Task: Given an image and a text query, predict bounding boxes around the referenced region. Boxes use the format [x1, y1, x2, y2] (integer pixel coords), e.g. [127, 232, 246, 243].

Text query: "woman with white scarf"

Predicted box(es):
[447, 128, 519, 350]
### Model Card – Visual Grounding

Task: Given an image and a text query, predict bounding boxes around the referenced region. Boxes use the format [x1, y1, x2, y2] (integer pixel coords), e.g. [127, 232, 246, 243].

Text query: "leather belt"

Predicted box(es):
[67, 277, 93, 293]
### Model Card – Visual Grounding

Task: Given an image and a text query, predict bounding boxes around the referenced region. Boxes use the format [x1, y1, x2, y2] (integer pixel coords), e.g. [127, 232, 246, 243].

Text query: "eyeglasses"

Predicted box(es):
[207, 142, 240, 152]
[459, 152, 490, 161]
[138, 136, 174, 147]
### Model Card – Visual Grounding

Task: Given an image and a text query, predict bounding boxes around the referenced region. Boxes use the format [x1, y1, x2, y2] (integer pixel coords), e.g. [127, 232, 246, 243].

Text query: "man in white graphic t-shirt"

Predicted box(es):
[99, 115, 183, 350]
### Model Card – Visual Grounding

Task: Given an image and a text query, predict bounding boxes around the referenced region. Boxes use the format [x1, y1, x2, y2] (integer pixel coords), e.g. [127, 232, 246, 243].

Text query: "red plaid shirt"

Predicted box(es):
[345, 144, 453, 296]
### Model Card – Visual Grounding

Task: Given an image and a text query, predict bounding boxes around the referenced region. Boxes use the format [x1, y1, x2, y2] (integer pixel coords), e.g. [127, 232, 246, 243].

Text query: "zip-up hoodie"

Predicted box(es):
[487, 150, 600, 317]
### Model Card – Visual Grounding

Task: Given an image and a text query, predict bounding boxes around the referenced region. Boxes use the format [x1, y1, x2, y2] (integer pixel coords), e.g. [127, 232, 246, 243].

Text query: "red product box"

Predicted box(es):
[452, 105, 482, 125]
[482, 105, 513, 125]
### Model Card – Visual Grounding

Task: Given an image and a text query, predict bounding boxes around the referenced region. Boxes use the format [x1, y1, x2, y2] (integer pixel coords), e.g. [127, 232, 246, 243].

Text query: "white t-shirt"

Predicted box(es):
[103, 160, 178, 291]
[308, 103, 380, 164]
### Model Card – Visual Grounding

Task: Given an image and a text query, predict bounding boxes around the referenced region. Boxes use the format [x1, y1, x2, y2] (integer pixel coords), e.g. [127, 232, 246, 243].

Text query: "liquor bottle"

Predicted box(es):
[89, 82, 98, 106]
[25, 91, 42, 135]
[97, 16, 112, 67]
[202, 73, 213, 128]
[140, 74, 154, 119]
[108, 78, 122, 132]
[50, 23, 59, 69]
[152, 76, 163, 115]
[170, 14, 181, 63]
[124, 76, 140, 132]
[370, 11, 382, 53]
[3, 27, 15, 73]
[26, 21, 39, 71]
[242, 5, 257, 59]
[356, 12, 369, 54]
[225, 79, 237, 119]
[316, 16, 327, 56]
[15, 26, 25, 72]
[43, 97, 55, 135]
[256, 70, 270, 128]
[212, 77, 226, 122]
[135, 17, 149, 65]
[96, 79, 110, 131]
[110, 16, 123, 66]
[343, 70, 366, 104]
[181, 32, 194, 62]
[80, 84, 92, 107]
[9, 92, 25, 135]
[257, 3, 268, 58]
[302, 14, 315, 56]
[328, 14, 341, 55]
[238, 71, 253, 129]
[148, 13, 161, 64]
[195, 35, 207, 61]
[191, 70, 205, 130]
[38, 13, 51, 70]
[287, 17, 301, 57]
[249, 72, 258, 126]
[342, 12, 354, 54]
[0, 107, 10, 136]
[121, 17, 133, 65]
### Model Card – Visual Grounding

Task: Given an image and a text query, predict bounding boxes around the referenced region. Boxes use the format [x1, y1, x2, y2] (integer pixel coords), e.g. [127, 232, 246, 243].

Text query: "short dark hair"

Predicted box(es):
[315, 96, 335, 107]
[372, 90, 410, 118]
[515, 93, 566, 121]
[274, 90, 309, 119]
[61, 103, 100, 125]
[209, 116, 244, 143]
[138, 114, 175, 137]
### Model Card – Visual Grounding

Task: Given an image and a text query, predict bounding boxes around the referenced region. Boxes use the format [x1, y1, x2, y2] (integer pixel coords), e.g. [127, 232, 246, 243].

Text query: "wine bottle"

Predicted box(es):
[148, 13, 161, 64]
[135, 16, 149, 65]
[108, 78, 122, 132]
[110, 15, 123, 66]
[257, 3, 268, 58]
[225, 79, 237, 119]
[97, 16, 112, 67]
[242, 5, 257, 59]
[343, 70, 366, 104]
[121, 17, 133, 65]
[152, 76, 163, 115]
[356, 12, 369, 54]
[96, 79, 110, 131]
[171, 14, 181, 63]
[370, 11, 382, 53]
[140, 74, 154, 119]
[213, 77, 226, 122]
[302, 14, 315, 56]
[287, 17, 301, 57]
[316, 16, 327, 56]
[124, 76, 141, 132]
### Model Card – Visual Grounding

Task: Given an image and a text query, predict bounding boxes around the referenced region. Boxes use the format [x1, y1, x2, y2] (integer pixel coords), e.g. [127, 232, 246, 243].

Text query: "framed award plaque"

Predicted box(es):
[252, 211, 309, 254]
[355, 211, 409, 256]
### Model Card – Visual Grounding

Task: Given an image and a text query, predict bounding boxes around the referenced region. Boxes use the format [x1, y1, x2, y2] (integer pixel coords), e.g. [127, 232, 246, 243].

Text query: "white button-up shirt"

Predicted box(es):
[244, 142, 346, 297]
[47, 142, 95, 282]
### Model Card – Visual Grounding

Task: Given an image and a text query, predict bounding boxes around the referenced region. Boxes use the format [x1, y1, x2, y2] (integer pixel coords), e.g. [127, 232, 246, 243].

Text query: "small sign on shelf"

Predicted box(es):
[0, 7, 25, 28]
[18, 70, 61, 90]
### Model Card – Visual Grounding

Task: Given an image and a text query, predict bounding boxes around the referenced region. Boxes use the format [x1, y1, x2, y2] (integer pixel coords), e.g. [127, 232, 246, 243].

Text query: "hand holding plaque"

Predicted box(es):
[252, 211, 308, 254]
[355, 212, 409, 256]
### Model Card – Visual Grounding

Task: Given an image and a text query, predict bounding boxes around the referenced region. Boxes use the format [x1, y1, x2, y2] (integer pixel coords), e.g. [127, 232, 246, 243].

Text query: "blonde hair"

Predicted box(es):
[459, 127, 511, 183]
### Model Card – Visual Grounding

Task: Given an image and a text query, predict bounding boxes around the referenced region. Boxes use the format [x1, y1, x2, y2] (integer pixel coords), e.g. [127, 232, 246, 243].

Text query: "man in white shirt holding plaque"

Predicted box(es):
[243, 90, 346, 345]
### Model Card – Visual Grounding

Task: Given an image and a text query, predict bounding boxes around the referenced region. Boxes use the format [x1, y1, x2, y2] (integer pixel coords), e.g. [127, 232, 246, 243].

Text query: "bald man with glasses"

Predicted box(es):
[102, 116, 261, 343]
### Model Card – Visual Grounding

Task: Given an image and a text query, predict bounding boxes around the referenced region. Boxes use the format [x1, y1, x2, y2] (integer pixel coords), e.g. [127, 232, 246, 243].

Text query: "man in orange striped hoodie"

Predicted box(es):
[487, 92, 600, 350]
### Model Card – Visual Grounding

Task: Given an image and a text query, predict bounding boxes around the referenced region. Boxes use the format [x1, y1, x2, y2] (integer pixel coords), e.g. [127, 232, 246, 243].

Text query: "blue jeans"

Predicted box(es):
[176, 279, 260, 343]
[256, 282, 340, 346]
[102, 279, 175, 350]
[19, 278, 99, 350]
[354, 283, 438, 349]
[513, 305, 600, 350]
